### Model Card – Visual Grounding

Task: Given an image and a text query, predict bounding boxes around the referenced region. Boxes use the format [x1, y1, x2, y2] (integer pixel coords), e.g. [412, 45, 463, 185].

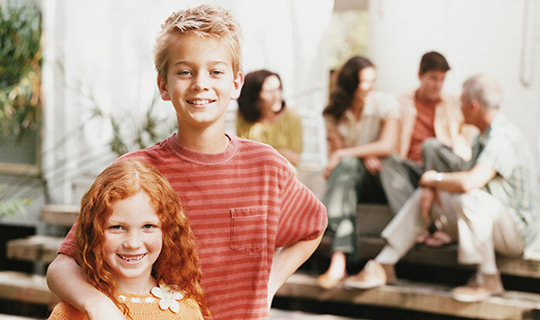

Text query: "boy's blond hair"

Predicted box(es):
[154, 4, 242, 81]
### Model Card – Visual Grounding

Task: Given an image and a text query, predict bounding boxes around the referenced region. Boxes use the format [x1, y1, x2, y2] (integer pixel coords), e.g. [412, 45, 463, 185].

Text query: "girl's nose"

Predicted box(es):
[123, 231, 143, 248]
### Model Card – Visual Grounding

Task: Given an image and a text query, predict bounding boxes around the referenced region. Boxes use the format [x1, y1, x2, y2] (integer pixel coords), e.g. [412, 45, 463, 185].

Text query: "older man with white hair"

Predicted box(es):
[344, 74, 540, 302]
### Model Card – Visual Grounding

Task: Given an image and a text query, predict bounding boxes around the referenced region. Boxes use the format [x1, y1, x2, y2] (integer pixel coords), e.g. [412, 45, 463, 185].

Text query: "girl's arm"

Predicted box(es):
[334, 117, 398, 160]
[47, 254, 127, 320]
[325, 117, 398, 177]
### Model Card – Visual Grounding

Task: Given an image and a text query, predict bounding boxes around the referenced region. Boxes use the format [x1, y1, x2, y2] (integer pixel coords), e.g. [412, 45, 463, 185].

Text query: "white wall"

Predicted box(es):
[41, 0, 333, 205]
[369, 0, 540, 168]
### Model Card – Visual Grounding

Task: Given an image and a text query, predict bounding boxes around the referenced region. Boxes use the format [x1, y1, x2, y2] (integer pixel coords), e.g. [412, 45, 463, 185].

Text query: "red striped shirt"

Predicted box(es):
[58, 134, 327, 320]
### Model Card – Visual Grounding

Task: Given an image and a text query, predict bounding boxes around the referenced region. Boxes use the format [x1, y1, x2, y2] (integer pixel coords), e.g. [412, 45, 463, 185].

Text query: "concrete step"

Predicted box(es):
[0, 271, 58, 307]
[6, 236, 64, 264]
[0, 315, 41, 320]
[276, 273, 540, 320]
[270, 308, 362, 319]
[315, 203, 540, 280]
[0, 314, 41, 320]
[40, 205, 78, 227]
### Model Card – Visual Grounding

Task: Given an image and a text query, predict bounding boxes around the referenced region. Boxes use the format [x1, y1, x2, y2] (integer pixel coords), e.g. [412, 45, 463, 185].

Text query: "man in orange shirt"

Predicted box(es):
[380, 51, 476, 245]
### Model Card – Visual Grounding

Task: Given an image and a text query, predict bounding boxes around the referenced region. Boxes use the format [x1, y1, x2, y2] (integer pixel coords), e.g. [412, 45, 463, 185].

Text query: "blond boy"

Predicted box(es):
[47, 5, 327, 320]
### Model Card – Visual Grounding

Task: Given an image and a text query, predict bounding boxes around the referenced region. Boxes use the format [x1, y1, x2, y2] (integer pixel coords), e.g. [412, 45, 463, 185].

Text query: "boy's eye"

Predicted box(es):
[211, 70, 224, 76]
[177, 70, 191, 76]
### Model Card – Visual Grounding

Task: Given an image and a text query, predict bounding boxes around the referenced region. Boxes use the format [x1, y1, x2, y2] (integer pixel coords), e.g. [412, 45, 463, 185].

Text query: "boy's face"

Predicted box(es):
[158, 33, 243, 131]
[417, 69, 446, 102]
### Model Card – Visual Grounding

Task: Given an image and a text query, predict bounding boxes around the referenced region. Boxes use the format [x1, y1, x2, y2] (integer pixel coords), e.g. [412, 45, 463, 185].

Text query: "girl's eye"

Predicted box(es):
[143, 224, 156, 229]
[109, 225, 123, 230]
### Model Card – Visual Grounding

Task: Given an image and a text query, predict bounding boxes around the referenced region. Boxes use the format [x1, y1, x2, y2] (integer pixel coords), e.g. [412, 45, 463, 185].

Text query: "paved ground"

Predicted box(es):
[270, 308, 363, 320]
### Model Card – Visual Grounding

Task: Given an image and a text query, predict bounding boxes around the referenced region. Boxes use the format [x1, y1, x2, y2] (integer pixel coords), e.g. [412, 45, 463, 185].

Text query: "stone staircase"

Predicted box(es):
[4, 168, 540, 319]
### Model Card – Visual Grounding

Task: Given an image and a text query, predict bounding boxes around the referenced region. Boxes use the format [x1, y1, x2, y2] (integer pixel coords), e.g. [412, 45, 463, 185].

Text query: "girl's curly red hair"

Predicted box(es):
[75, 160, 210, 318]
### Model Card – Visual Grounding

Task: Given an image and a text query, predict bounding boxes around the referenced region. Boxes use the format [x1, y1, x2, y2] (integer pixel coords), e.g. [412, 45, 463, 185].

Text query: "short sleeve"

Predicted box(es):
[57, 222, 77, 256]
[477, 134, 516, 179]
[48, 301, 86, 320]
[275, 166, 327, 247]
[323, 114, 340, 142]
[373, 92, 400, 119]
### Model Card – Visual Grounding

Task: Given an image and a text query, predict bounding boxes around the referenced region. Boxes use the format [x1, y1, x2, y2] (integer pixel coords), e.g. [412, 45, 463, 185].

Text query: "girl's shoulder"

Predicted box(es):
[366, 91, 400, 118]
[48, 301, 87, 320]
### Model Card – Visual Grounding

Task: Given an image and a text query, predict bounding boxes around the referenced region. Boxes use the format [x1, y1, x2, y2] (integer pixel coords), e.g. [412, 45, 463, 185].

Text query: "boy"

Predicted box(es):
[47, 5, 327, 320]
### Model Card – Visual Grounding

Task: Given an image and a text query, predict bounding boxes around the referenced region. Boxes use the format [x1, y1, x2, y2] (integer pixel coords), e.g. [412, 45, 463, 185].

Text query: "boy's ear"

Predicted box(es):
[157, 75, 170, 101]
[231, 71, 244, 100]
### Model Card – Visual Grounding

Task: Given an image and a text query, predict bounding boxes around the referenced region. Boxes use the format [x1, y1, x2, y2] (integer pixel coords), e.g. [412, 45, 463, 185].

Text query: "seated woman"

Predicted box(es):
[236, 69, 303, 166]
[48, 160, 208, 319]
[318, 56, 400, 289]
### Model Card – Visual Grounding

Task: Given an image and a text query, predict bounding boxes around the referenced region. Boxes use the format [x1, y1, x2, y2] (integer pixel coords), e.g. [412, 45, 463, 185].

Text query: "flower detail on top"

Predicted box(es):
[151, 282, 185, 313]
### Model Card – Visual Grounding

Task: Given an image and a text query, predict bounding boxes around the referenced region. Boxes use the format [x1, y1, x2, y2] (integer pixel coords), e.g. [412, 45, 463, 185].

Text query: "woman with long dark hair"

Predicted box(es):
[236, 70, 303, 166]
[318, 56, 399, 289]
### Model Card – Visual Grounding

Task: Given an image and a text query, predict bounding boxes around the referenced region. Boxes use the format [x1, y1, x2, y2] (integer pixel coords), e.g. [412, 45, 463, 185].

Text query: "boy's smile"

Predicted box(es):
[158, 32, 243, 135]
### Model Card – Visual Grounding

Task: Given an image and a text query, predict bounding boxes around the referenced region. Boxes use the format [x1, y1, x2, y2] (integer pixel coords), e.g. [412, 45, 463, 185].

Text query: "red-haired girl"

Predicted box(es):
[48, 160, 209, 319]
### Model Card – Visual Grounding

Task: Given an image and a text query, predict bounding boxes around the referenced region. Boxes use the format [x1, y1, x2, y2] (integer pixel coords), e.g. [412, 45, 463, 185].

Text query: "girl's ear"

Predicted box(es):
[157, 75, 170, 101]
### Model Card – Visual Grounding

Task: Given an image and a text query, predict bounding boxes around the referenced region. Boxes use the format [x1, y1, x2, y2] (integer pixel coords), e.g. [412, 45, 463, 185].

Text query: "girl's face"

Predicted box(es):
[259, 75, 283, 113]
[103, 191, 162, 293]
[356, 66, 376, 99]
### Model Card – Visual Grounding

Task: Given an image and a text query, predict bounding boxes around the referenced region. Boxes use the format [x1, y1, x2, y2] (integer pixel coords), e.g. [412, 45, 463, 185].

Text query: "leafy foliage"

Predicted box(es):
[0, 3, 42, 143]
[90, 94, 177, 156]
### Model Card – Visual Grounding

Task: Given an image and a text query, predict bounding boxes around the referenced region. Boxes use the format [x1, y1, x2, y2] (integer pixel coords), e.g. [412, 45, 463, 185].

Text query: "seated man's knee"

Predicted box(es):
[421, 138, 445, 159]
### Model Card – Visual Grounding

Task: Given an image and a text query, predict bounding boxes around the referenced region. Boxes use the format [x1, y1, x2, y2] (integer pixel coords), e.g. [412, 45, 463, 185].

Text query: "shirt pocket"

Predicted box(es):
[230, 206, 267, 255]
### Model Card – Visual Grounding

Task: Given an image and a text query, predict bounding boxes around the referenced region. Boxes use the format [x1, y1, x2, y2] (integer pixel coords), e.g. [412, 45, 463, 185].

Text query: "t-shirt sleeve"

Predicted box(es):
[375, 92, 400, 119]
[57, 221, 77, 256]
[476, 134, 516, 179]
[48, 301, 86, 320]
[324, 115, 340, 143]
[275, 165, 327, 248]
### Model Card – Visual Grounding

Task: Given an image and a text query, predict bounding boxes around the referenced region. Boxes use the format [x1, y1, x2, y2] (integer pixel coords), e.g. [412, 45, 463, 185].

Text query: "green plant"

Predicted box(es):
[0, 3, 42, 143]
[90, 94, 177, 156]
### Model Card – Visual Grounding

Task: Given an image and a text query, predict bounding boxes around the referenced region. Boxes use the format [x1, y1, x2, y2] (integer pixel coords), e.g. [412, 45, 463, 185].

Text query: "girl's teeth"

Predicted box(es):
[119, 254, 145, 261]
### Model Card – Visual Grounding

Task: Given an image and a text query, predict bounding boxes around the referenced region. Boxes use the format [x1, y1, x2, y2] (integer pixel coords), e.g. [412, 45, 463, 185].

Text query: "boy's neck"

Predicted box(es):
[175, 126, 230, 154]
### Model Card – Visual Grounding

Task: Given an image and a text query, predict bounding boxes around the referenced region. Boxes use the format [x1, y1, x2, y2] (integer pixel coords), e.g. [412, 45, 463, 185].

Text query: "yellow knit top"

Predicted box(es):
[48, 291, 204, 320]
[236, 108, 303, 155]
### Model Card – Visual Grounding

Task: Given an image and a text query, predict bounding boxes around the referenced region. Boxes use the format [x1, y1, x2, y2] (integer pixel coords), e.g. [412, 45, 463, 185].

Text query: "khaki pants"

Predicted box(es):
[380, 188, 524, 271]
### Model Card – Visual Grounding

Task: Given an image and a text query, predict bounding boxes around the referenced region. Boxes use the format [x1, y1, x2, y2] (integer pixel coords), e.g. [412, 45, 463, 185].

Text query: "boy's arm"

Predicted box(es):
[266, 231, 325, 308]
[47, 254, 127, 320]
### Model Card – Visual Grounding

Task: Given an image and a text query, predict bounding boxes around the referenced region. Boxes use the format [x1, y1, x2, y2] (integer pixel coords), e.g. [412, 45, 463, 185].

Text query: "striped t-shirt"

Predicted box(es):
[58, 134, 327, 320]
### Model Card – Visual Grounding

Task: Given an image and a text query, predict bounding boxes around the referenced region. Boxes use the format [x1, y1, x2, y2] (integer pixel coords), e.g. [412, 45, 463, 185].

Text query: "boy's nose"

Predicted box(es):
[191, 74, 209, 91]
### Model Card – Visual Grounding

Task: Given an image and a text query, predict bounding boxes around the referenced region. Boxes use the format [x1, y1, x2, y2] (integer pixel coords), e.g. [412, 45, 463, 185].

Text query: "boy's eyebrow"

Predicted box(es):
[171, 60, 230, 68]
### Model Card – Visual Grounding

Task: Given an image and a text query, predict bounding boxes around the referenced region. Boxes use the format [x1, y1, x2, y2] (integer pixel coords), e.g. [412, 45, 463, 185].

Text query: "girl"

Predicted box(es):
[48, 160, 209, 319]
[318, 56, 400, 289]
[236, 69, 303, 166]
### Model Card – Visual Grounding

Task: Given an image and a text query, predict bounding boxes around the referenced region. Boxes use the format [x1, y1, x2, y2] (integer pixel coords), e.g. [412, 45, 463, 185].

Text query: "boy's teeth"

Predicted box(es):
[191, 100, 210, 105]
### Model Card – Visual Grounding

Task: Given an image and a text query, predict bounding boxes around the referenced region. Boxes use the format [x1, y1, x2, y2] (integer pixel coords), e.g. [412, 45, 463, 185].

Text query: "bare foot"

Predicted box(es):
[416, 230, 430, 244]
[424, 230, 453, 247]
